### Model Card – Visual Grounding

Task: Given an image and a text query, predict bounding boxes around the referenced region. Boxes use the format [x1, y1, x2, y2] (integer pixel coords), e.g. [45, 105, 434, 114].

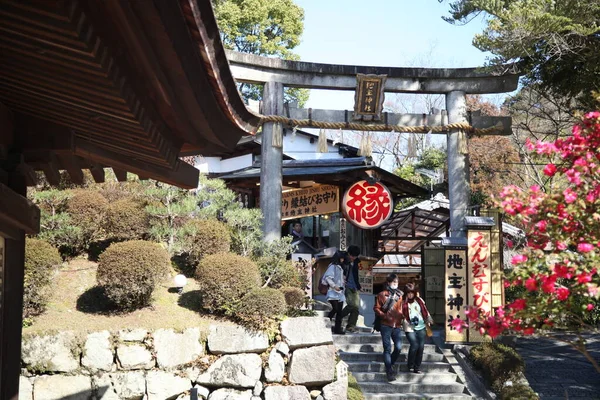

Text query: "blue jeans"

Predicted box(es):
[405, 328, 426, 370]
[380, 325, 403, 374]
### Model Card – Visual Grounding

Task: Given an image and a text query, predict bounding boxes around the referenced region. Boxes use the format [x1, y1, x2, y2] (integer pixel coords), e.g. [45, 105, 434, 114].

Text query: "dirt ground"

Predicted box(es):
[23, 258, 224, 335]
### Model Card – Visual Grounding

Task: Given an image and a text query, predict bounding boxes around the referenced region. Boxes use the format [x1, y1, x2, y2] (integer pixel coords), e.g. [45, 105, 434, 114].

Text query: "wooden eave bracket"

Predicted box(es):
[0, 182, 40, 235]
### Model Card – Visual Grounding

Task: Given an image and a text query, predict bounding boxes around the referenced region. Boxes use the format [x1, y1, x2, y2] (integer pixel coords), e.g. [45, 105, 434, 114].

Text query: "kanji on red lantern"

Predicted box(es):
[343, 180, 393, 229]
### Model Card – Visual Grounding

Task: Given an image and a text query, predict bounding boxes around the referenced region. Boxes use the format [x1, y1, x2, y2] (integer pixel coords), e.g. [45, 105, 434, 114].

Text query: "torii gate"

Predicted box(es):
[226, 51, 519, 242]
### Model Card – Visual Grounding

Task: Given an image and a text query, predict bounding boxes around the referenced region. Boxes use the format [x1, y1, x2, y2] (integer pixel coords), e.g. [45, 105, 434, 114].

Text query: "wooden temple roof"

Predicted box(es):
[0, 0, 259, 189]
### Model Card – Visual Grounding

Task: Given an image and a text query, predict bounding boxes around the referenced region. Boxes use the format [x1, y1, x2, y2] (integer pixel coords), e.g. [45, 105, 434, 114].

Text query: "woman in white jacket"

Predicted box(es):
[322, 251, 348, 335]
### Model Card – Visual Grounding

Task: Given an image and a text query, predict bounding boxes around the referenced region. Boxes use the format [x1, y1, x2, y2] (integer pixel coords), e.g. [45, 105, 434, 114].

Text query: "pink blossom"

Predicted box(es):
[563, 188, 577, 203]
[577, 243, 594, 253]
[543, 163, 557, 176]
[585, 111, 600, 119]
[556, 287, 570, 301]
[506, 240, 514, 248]
[511, 254, 528, 265]
[465, 306, 480, 320]
[556, 242, 568, 251]
[587, 304, 595, 311]
[535, 220, 548, 233]
[523, 327, 535, 335]
[525, 277, 538, 292]
[511, 299, 527, 311]
[450, 317, 468, 333]
[577, 272, 593, 284]
[586, 192, 596, 202]
[541, 275, 557, 293]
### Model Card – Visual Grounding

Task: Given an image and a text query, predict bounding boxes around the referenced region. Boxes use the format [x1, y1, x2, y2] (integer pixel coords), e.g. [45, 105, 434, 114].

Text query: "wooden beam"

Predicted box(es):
[0, 182, 40, 235]
[89, 163, 106, 183]
[0, 102, 14, 148]
[74, 138, 199, 189]
[40, 152, 61, 186]
[113, 168, 127, 182]
[284, 108, 513, 136]
[58, 154, 84, 185]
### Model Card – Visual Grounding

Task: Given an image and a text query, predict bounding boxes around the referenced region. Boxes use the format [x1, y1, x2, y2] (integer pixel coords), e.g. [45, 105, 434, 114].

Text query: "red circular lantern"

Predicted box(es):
[342, 180, 393, 229]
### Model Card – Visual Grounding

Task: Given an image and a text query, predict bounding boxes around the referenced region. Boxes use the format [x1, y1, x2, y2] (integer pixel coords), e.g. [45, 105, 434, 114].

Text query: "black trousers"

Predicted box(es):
[328, 300, 344, 332]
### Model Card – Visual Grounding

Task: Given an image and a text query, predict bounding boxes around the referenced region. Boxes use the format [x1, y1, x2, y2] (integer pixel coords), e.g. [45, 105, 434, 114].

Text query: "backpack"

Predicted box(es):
[372, 315, 382, 332]
[318, 277, 329, 295]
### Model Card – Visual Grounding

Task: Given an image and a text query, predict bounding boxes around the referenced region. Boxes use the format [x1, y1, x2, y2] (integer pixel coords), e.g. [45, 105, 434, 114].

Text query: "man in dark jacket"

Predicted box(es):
[374, 274, 404, 381]
[341, 245, 362, 332]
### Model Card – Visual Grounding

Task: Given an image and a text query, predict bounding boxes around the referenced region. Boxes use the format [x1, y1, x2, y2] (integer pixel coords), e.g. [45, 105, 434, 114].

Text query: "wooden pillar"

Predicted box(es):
[0, 172, 26, 400]
[445, 91, 470, 238]
[259, 81, 284, 242]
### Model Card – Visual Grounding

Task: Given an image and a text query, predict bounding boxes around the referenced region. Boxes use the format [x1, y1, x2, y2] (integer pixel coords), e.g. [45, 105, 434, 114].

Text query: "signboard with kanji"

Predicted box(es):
[445, 248, 468, 342]
[353, 74, 386, 121]
[339, 218, 347, 251]
[358, 258, 375, 295]
[468, 231, 492, 343]
[281, 185, 339, 220]
[342, 181, 393, 229]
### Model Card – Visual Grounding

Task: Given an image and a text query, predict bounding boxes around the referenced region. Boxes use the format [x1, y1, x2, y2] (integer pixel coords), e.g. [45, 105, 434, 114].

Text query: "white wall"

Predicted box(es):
[282, 133, 343, 160]
[195, 154, 253, 174]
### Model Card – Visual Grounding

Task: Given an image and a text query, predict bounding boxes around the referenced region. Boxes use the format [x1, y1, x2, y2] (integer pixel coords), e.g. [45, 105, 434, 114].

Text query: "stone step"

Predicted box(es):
[339, 352, 446, 363]
[335, 343, 439, 353]
[358, 382, 467, 394]
[364, 393, 474, 400]
[352, 372, 459, 384]
[346, 361, 452, 373]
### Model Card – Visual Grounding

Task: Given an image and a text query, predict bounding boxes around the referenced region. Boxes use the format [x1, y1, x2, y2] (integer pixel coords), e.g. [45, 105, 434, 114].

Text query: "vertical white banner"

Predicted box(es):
[467, 231, 492, 342]
[445, 249, 468, 342]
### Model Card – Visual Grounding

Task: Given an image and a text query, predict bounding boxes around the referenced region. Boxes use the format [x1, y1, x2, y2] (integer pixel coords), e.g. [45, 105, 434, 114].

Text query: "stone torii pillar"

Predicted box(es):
[446, 91, 469, 238]
[260, 81, 285, 242]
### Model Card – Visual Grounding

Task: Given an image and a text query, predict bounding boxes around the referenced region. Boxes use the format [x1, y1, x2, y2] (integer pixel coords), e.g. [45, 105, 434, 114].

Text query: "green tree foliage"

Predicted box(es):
[23, 238, 62, 319]
[256, 236, 303, 288]
[97, 240, 170, 310]
[212, 0, 309, 106]
[395, 147, 447, 206]
[223, 207, 263, 257]
[195, 175, 238, 219]
[103, 198, 149, 242]
[144, 183, 198, 255]
[442, 0, 600, 108]
[31, 189, 81, 255]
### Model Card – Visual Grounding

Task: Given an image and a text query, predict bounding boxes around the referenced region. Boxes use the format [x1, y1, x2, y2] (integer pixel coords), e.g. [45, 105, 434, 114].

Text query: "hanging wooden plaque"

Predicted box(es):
[353, 74, 386, 121]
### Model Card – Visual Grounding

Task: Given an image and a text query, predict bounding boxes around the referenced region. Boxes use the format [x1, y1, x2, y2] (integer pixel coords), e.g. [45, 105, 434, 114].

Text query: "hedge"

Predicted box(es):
[23, 238, 62, 318]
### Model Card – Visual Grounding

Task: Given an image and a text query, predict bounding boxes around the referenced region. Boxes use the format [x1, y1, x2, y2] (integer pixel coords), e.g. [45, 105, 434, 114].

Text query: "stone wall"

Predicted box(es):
[20, 317, 347, 400]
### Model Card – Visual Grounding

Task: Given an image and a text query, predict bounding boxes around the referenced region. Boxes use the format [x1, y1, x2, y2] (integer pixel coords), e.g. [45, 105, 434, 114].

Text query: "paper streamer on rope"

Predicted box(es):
[317, 129, 328, 153]
[271, 122, 283, 148]
[458, 130, 469, 155]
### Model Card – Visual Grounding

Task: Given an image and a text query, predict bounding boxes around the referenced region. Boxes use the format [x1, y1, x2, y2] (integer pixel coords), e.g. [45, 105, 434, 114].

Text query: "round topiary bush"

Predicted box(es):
[103, 198, 149, 241]
[97, 240, 169, 310]
[195, 252, 260, 314]
[279, 286, 307, 310]
[23, 238, 62, 318]
[237, 287, 287, 330]
[67, 190, 108, 250]
[183, 219, 231, 264]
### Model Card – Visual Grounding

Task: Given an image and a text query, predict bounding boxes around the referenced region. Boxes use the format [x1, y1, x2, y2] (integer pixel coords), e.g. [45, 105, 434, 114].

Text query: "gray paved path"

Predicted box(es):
[515, 334, 600, 400]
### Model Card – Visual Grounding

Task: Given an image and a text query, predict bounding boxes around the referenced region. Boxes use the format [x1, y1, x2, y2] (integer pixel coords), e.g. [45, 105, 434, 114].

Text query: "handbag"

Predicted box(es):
[426, 324, 433, 337]
[318, 279, 329, 295]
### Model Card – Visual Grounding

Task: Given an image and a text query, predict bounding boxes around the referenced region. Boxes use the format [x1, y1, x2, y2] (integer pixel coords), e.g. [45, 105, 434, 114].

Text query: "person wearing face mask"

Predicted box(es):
[373, 274, 404, 381]
[402, 283, 433, 374]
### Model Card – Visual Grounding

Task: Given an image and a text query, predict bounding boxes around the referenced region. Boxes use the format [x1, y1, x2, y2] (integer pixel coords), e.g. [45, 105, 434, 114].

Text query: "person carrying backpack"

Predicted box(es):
[373, 274, 404, 381]
[322, 251, 348, 335]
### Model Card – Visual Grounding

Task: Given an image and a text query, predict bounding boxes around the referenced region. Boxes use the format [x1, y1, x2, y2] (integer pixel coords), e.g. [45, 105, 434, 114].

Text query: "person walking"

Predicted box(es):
[402, 283, 433, 374]
[322, 251, 348, 335]
[373, 274, 404, 381]
[341, 245, 362, 332]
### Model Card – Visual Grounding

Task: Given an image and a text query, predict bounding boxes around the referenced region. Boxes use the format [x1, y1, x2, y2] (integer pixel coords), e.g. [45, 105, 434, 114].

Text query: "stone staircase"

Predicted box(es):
[332, 327, 475, 400]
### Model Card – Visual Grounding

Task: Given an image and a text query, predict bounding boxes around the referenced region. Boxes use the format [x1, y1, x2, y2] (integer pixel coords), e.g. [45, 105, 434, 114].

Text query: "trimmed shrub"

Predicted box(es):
[257, 257, 304, 289]
[103, 198, 149, 241]
[97, 240, 169, 310]
[195, 252, 260, 314]
[468, 342, 525, 392]
[280, 286, 307, 310]
[500, 383, 539, 400]
[237, 287, 286, 330]
[67, 190, 108, 250]
[183, 219, 231, 264]
[23, 238, 61, 318]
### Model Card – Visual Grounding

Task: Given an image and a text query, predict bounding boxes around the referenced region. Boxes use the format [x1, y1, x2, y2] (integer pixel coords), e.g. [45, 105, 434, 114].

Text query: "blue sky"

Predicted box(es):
[293, 0, 492, 110]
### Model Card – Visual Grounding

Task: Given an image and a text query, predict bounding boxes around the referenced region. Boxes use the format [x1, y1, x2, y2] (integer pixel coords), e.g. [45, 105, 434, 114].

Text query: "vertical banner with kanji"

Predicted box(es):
[445, 248, 467, 342]
[468, 231, 492, 343]
[339, 218, 347, 251]
[358, 259, 375, 295]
